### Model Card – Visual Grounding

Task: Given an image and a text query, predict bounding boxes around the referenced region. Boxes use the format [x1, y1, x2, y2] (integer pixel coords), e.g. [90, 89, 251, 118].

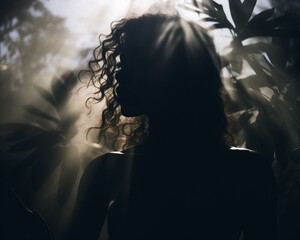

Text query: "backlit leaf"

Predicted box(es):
[33, 84, 57, 107]
[248, 8, 275, 25]
[51, 72, 77, 108]
[229, 0, 243, 29]
[242, 0, 257, 24]
[24, 105, 60, 124]
[9, 134, 43, 152]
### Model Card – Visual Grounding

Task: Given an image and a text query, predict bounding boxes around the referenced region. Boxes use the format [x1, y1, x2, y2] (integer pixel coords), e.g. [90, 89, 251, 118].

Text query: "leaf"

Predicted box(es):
[229, 0, 243, 29]
[241, 28, 300, 40]
[242, 0, 257, 24]
[179, 3, 201, 13]
[202, 17, 217, 22]
[226, 90, 255, 114]
[209, 23, 230, 30]
[60, 111, 80, 130]
[270, 37, 289, 70]
[192, 0, 200, 8]
[243, 13, 294, 39]
[264, 14, 291, 29]
[0, 123, 44, 144]
[9, 134, 43, 152]
[228, 0, 257, 30]
[225, 89, 250, 113]
[243, 42, 280, 55]
[0, 123, 43, 133]
[249, 89, 272, 109]
[201, 0, 223, 13]
[24, 105, 60, 124]
[238, 110, 253, 125]
[223, 48, 243, 73]
[238, 75, 273, 89]
[202, 1, 234, 29]
[33, 84, 57, 107]
[60, 111, 80, 139]
[262, 55, 290, 90]
[210, 0, 223, 10]
[8, 131, 60, 152]
[51, 72, 77, 107]
[248, 8, 275, 25]
[233, 81, 256, 108]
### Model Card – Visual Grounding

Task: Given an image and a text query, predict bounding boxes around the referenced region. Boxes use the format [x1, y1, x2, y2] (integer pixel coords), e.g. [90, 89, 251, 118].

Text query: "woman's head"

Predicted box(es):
[84, 14, 229, 149]
[115, 14, 222, 116]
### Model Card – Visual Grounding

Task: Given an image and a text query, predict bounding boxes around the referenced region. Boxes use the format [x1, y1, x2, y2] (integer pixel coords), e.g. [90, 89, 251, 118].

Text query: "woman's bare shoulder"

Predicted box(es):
[224, 146, 275, 187]
[85, 147, 135, 169]
[227, 146, 272, 165]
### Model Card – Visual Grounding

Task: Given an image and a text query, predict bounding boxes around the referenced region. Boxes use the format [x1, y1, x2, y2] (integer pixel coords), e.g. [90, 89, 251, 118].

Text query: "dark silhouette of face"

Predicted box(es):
[115, 49, 155, 116]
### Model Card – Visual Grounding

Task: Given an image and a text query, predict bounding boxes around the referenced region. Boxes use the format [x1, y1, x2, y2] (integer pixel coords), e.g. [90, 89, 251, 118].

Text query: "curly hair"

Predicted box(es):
[81, 17, 148, 150]
[81, 14, 233, 150]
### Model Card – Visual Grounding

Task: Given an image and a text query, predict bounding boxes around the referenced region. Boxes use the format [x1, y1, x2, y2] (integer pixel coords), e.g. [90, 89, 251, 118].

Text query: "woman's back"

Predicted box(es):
[70, 144, 277, 240]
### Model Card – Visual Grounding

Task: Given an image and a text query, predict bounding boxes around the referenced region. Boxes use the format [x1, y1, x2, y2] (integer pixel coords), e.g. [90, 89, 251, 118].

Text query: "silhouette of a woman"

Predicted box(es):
[66, 14, 277, 240]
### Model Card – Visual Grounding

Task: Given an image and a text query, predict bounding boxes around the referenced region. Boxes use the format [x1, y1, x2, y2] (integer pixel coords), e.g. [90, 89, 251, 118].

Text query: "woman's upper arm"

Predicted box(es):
[65, 154, 114, 240]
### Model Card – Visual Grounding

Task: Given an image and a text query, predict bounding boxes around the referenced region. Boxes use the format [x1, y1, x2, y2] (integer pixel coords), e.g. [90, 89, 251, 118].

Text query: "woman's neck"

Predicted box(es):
[145, 110, 226, 154]
[147, 111, 200, 151]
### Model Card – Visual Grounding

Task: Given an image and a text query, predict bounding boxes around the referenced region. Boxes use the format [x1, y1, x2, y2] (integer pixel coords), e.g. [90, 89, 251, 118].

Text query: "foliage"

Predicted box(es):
[179, 1, 300, 239]
[180, 0, 300, 162]
[0, 0, 39, 26]
[0, 1, 101, 209]
[0, 72, 81, 205]
[0, 0, 77, 111]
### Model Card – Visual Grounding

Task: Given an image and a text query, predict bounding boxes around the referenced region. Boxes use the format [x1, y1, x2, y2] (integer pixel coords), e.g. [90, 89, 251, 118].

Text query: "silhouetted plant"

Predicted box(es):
[0, 0, 79, 125]
[0, 72, 81, 205]
[180, 0, 300, 162]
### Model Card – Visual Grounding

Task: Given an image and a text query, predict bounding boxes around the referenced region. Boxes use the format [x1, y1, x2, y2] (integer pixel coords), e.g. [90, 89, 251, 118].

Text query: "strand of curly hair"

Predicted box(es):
[80, 18, 148, 151]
